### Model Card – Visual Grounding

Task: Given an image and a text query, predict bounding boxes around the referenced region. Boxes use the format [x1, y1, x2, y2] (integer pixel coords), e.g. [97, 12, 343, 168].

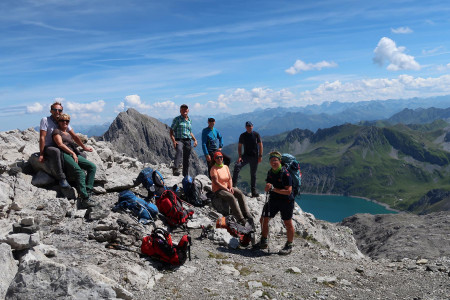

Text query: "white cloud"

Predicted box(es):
[435, 63, 450, 72]
[286, 59, 338, 75]
[66, 100, 105, 113]
[26, 102, 43, 113]
[123, 94, 152, 110]
[373, 37, 421, 71]
[391, 26, 413, 34]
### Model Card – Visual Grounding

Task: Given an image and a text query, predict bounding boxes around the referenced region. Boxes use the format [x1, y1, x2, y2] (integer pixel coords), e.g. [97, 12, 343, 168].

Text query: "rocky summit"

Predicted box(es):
[0, 127, 449, 300]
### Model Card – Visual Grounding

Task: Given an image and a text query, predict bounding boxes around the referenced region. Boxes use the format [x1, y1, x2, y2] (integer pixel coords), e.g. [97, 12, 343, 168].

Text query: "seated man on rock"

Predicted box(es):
[210, 151, 252, 225]
[39, 101, 92, 188]
[52, 113, 97, 208]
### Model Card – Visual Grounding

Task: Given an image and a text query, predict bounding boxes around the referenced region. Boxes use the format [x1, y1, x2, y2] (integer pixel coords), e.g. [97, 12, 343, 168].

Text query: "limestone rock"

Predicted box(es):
[1, 233, 40, 250]
[0, 243, 18, 299]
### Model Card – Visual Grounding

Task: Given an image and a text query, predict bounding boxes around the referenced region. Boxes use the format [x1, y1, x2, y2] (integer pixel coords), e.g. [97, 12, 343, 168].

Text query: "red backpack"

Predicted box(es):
[216, 216, 254, 247]
[156, 190, 194, 227]
[141, 228, 191, 265]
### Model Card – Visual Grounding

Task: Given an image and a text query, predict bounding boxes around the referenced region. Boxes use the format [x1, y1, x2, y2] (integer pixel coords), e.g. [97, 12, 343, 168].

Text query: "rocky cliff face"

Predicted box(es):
[0, 128, 449, 299]
[101, 108, 207, 176]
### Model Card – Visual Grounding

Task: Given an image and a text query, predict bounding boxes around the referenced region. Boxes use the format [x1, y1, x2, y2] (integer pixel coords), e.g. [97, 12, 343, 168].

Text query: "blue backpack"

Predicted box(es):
[137, 168, 166, 198]
[181, 176, 210, 207]
[281, 153, 302, 197]
[115, 190, 159, 224]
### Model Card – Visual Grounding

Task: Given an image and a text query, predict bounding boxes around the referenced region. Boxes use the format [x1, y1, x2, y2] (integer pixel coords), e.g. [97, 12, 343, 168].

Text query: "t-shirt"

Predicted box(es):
[201, 127, 223, 156]
[266, 167, 293, 202]
[171, 115, 192, 139]
[52, 129, 79, 154]
[238, 131, 261, 157]
[40, 116, 72, 146]
[210, 164, 232, 193]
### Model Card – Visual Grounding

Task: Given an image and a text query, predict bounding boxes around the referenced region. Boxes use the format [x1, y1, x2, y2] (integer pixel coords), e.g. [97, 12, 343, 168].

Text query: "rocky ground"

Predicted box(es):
[1, 128, 449, 300]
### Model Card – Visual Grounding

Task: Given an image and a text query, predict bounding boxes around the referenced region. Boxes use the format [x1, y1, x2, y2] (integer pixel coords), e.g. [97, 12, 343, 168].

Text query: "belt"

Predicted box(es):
[175, 138, 191, 141]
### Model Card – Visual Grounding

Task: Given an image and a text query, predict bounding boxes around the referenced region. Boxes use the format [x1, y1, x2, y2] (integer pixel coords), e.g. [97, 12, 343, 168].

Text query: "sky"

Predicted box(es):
[1, 0, 450, 131]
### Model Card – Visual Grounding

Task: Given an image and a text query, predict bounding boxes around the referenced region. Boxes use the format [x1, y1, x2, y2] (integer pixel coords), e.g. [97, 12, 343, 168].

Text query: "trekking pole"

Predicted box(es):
[263, 189, 271, 253]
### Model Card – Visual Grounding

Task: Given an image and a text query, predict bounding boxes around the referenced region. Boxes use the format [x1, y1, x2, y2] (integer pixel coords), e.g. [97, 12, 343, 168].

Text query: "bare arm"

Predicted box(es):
[169, 129, 177, 149]
[265, 183, 292, 195]
[53, 134, 78, 163]
[258, 141, 263, 163]
[68, 130, 93, 152]
[237, 143, 243, 163]
[39, 130, 47, 163]
[190, 132, 197, 147]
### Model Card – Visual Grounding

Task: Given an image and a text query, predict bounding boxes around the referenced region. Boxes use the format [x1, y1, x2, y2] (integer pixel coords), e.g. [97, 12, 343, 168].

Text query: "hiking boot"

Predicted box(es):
[79, 197, 97, 209]
[252, 237, 268, 250]
[59, 179, 71, 189]
[278, 241, 293, 255]
[172, 167, 181, 176]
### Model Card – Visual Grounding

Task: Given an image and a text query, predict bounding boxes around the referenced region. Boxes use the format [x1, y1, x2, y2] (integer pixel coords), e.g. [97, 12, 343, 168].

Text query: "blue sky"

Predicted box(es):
[1, 0, 450, 131]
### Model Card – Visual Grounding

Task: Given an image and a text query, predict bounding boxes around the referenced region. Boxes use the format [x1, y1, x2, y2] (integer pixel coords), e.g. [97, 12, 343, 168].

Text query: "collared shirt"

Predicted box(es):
[171, 115, 192, 139]
[40, 116, 72, 146]
[201, 127, 223, 156]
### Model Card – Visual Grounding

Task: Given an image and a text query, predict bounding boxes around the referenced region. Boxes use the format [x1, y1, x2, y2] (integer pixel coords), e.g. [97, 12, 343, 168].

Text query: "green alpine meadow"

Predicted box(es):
[226, 120, 450, 214]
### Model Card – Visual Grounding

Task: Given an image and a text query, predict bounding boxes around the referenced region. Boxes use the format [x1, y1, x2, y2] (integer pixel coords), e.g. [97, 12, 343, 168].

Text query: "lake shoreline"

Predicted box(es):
[299, 192, 401, 213]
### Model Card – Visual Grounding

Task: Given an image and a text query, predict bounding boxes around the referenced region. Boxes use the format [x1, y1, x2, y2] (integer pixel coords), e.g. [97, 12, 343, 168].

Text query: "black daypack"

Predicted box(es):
[216, 216, 254, 247]
[181, 176, 210, 207]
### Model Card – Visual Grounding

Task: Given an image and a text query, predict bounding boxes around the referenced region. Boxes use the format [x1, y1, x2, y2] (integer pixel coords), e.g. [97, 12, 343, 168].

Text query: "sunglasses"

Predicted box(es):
[215, 156, 223, 159]
[59, 120, 70, 123]
[51, 108, 63, 112]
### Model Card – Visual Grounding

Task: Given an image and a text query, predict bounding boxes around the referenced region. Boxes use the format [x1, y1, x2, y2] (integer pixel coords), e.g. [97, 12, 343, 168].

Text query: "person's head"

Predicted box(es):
[269, 151, 282, 170]
[50, 101, 63, 118]
[245, 121, 253, 133]
[57, 113, 70, 130]
[180, 104, 189, 118]
[213, 151, 223, 163]
[207, 117, 215, 128]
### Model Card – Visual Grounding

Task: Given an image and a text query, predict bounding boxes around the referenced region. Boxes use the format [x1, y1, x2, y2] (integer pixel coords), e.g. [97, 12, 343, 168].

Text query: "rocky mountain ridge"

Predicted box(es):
[0, 127, 449, 299]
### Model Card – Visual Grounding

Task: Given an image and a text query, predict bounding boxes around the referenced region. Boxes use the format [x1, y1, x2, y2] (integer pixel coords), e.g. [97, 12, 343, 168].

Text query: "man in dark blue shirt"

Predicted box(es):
[201, 117, 230, 176]
[254, 151, 294, 255]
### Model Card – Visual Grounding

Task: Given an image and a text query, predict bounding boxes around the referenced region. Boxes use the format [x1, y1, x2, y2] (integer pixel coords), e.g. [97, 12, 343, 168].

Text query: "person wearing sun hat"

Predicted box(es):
[201, 116, 231, 177]
[52, 113, 97, 209]
[169, 104, 198, 176]
[253, 151, 294, 255]
[210, 151, 252, 225]
[232, 121, 263, 197]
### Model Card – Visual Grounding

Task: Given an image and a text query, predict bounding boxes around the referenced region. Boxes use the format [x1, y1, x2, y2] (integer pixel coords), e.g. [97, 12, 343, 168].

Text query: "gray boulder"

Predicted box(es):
[0, 243, 18, 299]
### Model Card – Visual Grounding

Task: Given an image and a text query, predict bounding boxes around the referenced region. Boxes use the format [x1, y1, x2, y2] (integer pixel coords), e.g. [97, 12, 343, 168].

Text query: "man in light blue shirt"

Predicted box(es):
[201, 117, 230, 176]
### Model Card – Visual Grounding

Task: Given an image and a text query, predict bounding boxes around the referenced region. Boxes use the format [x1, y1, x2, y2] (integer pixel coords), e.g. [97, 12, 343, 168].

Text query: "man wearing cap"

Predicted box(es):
[201, 117, 231, 177]
[39, 101, 93, 188]
[254, 151, 294, 255]
[232, 121, 263, 197]
[169, 104, 198, 176]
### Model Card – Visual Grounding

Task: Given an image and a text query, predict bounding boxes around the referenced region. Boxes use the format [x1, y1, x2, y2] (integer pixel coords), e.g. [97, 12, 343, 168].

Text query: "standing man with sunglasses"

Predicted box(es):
[169, 104, 198, 176]
[232, 121, 263, 197]
[39, 101, 93, 188]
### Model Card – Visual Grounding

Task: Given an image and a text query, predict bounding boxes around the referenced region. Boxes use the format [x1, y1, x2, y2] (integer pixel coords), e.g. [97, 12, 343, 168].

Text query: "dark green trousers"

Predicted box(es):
[62, 153, 96, 198]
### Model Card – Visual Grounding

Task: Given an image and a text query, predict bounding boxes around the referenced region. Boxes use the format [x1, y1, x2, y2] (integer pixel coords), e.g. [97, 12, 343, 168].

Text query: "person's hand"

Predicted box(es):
[193, 140, 198, 147]
[38, 154, 45, 163]
[265, 183, 272, 192]
[229, 187, 234, 194]
[206, 155, 211, 162]
[237, 157, 242, 163]
[173, 141, 178, 149]
[72, 153, 78, 163]
[258, 156, 262, 163]
[83, 146, 93, 152]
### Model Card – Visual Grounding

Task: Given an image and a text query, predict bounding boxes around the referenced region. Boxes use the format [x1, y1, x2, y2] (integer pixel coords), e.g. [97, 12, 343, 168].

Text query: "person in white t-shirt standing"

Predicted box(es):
[39, 101, 93, 188]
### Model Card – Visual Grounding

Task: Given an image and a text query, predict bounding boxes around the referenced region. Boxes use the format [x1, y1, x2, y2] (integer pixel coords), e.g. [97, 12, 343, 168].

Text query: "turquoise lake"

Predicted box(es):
[296, 194, 397, 223]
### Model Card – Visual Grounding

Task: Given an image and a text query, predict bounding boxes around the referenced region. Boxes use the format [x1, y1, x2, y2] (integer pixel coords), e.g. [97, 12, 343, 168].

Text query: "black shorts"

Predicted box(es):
[262, 198, 294, 220]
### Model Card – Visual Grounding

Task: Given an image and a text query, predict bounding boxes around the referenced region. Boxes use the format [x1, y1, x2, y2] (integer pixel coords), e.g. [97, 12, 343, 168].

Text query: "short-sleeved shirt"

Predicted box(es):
[171, 115, 192, 139]
[238, 131, 261, 157]
[210, 164, 232, 193]
[201, 127, 223, 156]
[52, 129, 79, 154]
[40, 116, 72, 146]
[266, 167, 294, 202]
